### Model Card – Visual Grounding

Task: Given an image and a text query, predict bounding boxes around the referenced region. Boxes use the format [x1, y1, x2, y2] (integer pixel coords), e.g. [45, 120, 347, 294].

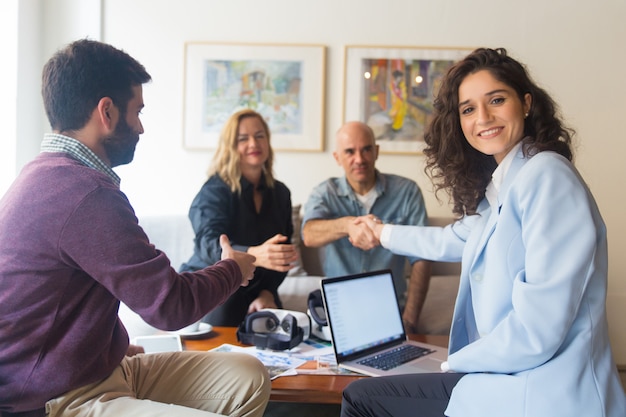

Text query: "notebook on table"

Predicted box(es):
[321, 269, 448, 377]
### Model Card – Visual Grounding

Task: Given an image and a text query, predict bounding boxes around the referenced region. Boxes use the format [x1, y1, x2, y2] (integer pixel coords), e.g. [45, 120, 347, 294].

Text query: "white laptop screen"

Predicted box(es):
[322, 270, 406, 361]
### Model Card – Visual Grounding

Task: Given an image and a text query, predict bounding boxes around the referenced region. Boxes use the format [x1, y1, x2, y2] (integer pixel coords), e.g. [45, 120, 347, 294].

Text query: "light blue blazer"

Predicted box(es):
[386, 148, 626, 417]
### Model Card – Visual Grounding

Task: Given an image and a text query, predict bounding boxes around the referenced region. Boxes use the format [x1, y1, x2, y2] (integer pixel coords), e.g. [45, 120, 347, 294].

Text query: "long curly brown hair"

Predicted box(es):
[424, 48, 574, 216]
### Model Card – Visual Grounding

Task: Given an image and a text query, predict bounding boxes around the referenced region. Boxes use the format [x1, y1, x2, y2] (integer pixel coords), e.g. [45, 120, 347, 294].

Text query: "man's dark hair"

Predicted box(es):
[42, 39, 151, 132]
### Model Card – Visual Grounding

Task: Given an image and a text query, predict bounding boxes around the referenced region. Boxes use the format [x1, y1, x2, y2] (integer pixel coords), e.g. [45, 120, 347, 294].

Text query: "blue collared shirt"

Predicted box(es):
[302, 171, 427, 304]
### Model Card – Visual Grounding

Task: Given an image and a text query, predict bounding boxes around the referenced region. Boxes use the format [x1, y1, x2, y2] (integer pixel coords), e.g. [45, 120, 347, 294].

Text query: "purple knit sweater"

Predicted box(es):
[0, 153, 242, 413]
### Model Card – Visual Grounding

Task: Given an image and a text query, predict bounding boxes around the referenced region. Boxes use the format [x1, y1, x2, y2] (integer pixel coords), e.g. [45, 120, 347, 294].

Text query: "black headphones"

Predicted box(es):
[307, 289, 332, 341]
[237, 310, 304, 350]
[307, 289, 327, 327]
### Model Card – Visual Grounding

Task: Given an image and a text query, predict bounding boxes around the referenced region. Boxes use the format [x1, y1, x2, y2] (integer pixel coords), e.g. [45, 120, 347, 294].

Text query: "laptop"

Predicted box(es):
[321, 269, 448, 377]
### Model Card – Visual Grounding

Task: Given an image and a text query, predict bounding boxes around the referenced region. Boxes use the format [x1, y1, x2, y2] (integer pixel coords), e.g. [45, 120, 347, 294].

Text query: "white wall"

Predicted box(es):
[0, 0, 102, 197]
[9, 0, 626, 361]
[0, 0, 18, 196]
[16, 0, 44, 175]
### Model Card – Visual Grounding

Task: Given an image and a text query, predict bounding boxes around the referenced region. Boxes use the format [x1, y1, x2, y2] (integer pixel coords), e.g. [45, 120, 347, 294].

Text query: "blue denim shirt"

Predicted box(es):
[302, 171, 427, 305]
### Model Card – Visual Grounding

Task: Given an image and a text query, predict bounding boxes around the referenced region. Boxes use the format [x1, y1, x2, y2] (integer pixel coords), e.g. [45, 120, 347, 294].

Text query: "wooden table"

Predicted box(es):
[184, 326, 448, 405]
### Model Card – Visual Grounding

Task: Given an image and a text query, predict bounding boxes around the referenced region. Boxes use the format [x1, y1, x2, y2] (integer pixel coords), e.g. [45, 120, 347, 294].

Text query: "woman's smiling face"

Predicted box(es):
[236, 116, 269, 171]
[458, 69, 531, 164]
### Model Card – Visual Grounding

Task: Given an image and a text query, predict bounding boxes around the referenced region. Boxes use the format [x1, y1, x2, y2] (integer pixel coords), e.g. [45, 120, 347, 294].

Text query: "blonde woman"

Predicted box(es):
[181, 109, 298, 326]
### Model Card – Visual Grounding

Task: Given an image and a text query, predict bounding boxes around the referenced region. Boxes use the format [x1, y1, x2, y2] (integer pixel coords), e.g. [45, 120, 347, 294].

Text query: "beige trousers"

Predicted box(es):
[45, 351, 270, 417]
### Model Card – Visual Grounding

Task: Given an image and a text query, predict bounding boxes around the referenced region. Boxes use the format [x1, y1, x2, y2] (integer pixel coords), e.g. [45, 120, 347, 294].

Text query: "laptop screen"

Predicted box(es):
[321, 270, 406, 361]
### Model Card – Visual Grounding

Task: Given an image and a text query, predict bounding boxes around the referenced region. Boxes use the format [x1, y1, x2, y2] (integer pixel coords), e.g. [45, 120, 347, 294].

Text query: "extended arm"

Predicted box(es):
[302, 181, 379, 250]
[302, 216, 381, 251]
[63, 187, 244, 331]
[302, 217, 354, 247]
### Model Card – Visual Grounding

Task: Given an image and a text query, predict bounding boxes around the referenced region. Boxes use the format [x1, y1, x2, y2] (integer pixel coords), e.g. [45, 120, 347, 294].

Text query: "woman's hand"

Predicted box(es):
[247, 234, 298, 272]
[247, 290, 278, 313]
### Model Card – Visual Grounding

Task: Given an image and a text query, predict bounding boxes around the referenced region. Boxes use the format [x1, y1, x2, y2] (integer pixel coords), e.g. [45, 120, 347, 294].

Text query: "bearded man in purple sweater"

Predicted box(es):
[0, 39, 270, 417]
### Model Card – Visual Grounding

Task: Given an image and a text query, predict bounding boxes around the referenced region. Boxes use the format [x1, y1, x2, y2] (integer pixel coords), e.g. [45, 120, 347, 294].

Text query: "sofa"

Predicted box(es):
[119, 209, 460, 339]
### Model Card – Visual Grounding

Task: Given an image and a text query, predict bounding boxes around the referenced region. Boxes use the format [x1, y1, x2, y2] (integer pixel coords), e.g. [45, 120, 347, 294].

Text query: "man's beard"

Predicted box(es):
[103, 115, 139, 167]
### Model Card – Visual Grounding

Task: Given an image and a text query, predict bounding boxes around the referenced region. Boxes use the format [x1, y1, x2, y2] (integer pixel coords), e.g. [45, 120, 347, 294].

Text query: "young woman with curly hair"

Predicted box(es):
[345, 48, 625, 417]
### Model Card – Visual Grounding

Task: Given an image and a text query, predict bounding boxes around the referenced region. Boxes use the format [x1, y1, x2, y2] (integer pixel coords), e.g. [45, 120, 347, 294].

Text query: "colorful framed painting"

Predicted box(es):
[183, 42, 326, 151]
[343, 45, 472, 155]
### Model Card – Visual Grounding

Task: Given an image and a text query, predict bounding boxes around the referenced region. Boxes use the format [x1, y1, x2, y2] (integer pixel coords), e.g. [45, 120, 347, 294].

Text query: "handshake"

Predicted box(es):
[348, 214, 386, 251]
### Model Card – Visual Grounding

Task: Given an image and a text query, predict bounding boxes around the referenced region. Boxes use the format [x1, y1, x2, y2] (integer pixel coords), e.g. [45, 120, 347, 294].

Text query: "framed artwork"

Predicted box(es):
[183, 42, 326, 152]
[343, 45, 472, 155]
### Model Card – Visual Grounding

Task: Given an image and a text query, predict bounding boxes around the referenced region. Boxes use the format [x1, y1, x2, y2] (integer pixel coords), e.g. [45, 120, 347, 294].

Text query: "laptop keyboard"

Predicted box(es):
[357, 344, 434, 371]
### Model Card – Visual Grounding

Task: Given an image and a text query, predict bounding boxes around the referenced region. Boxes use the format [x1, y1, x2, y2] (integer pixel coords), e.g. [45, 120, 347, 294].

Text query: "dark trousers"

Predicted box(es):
[202, 286, 256, 326]
[202, 286, 282, 327]
[0, 409, 45, 417]
[341, 372, 465, 417]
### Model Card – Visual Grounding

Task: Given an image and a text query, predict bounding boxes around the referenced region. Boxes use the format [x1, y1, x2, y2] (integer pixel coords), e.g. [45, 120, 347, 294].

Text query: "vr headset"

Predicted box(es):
[237, 308, 310, 351]
[307, 289, 332, 341]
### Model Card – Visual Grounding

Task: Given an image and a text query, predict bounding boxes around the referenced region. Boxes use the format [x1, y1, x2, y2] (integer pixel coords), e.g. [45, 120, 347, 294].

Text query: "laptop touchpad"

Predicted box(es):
[411, 358, 443, 372]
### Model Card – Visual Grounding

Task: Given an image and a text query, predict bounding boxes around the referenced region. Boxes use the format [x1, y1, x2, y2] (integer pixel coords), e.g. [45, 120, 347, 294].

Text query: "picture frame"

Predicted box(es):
[183, 42, 326, 152]
[343, 45, 472, 155]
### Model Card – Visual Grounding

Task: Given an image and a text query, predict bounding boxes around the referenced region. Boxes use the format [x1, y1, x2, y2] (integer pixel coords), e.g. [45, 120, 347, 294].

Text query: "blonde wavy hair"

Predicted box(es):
[209, 109, 275, 193]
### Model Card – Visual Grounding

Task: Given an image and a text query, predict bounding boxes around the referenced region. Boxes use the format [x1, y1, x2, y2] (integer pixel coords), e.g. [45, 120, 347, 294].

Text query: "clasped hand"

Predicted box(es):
[348, 214, 384, 251]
